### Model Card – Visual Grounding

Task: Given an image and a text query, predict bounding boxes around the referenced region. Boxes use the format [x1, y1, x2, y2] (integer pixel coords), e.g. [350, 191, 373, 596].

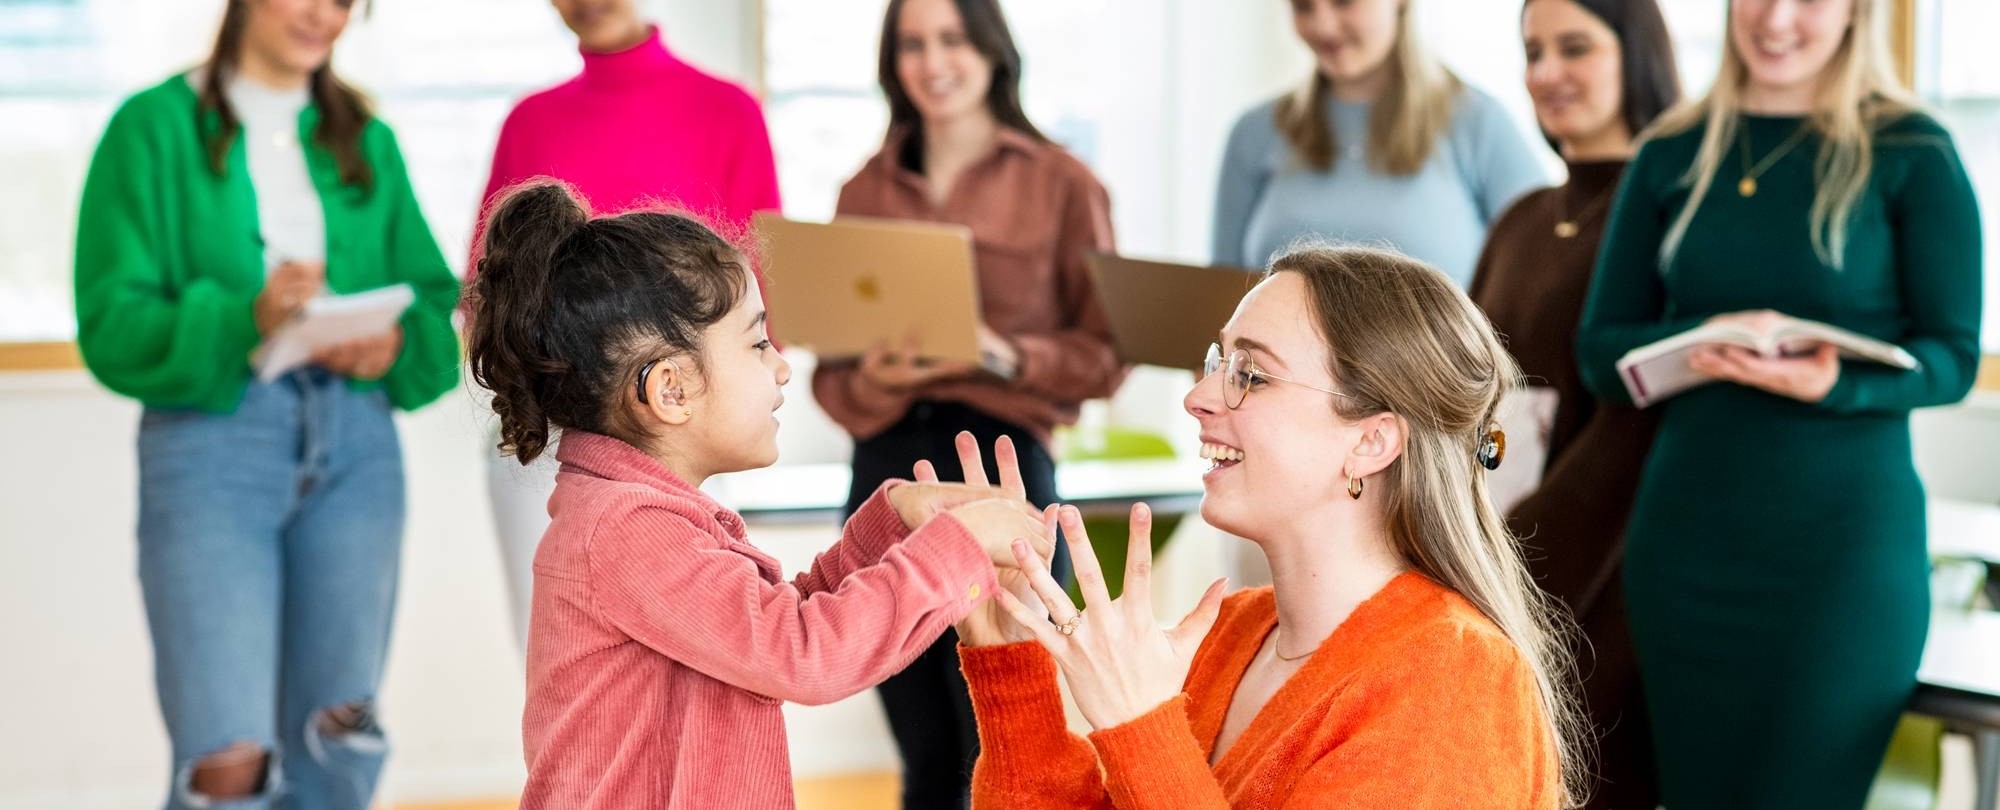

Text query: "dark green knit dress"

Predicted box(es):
[1576, 111, 1983, 809]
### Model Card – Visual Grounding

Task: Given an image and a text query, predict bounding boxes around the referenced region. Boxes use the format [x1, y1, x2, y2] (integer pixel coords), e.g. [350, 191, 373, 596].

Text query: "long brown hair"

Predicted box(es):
[1272, 244, 1586, 807]
[199, 0, 376, 189]
[1274, 0, 1462, 174]
[876, 0, 1047, 167]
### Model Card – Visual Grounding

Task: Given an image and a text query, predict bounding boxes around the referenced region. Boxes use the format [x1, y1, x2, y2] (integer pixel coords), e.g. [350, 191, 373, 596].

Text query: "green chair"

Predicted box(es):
[1054, 426, 1181, 602]
[1861, 556, 1989, 810]
[1863, 714, 1945, 810]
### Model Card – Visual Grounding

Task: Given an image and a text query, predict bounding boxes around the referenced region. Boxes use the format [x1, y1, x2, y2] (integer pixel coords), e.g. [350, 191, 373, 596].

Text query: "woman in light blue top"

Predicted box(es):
[1215, 0, 1550, 287]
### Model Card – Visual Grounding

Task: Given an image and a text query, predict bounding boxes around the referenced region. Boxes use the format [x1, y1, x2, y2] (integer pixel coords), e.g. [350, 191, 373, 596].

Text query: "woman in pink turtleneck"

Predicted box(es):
[472, 0, 782, 651]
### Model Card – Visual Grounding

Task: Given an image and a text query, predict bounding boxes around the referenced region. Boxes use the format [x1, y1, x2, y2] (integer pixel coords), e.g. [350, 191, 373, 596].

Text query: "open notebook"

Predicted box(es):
[1616, 316, 1916, 407]
[252, 284, 414, 382]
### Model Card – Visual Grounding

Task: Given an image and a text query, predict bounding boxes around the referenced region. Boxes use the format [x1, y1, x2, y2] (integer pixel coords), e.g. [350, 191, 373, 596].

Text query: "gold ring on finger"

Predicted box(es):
[1056, 612, 1083, 636]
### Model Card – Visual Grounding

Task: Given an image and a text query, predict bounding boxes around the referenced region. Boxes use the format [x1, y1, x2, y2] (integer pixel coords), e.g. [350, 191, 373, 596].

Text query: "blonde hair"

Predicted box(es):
[1271, 244, 1586, 808]
[1646, 0, 1918, 269]
[1274, 0, 1462, 174]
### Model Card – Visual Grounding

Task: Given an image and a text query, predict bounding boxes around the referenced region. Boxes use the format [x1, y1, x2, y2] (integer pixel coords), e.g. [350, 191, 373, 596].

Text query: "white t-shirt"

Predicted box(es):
[219, 72, 326, 273]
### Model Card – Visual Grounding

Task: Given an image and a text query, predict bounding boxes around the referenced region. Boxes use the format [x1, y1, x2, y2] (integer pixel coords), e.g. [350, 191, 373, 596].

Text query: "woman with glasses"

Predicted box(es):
[951, 245, 1582, 808]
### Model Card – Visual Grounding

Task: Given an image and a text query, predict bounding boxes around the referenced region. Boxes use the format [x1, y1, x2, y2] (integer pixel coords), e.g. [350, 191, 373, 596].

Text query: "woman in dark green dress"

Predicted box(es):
[1575, 0, 1983, 806]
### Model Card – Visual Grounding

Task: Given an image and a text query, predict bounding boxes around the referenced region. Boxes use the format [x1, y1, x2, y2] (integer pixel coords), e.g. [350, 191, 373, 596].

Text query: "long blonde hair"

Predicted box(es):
[1647, 0, 1918, 269]
[1274, 0, 1462, 174]
[1272, 245, 1586, 808]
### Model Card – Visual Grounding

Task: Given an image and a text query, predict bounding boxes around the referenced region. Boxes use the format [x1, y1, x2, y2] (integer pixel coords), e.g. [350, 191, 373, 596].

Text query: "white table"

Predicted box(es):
[1931, 498, 2000, 564]
[1914, 609, 2000, 810]
[1930, 496, 2000, 609]
[705, 457, 1209, 525]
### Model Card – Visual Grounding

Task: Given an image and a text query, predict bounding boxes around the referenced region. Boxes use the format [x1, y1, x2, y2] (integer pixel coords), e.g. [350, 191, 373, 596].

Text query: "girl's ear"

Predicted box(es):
[634, 358, 696, 428]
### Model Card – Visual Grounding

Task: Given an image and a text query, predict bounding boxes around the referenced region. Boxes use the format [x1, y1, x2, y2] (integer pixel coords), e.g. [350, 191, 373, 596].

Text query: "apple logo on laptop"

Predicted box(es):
[855, 274, 882, 303]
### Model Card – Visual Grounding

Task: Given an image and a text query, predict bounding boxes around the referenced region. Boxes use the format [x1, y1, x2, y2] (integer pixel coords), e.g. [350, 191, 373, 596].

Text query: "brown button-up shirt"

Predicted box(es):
[809, 127, 1125, 444]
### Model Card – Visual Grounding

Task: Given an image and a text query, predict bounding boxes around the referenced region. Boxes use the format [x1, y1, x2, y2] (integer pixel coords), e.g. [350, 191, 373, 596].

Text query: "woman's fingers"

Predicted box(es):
[1058, 506, 1114, 613]
[994, 588, 1062, 649]
[1168, 577, 1229, 654]
[1122, 503, 1156, 611]
[1010, 538, 1080, 625]
[912, 459, 940, 483]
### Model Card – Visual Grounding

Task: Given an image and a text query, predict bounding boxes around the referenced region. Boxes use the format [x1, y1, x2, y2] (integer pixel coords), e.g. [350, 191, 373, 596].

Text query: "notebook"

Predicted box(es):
[1616, 316, 1917, 407]
[251, 284, 414, 382]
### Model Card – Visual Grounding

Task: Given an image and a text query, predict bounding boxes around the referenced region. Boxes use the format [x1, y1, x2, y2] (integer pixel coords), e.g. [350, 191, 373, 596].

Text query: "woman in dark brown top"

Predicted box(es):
[1468, 1, 1679, 807]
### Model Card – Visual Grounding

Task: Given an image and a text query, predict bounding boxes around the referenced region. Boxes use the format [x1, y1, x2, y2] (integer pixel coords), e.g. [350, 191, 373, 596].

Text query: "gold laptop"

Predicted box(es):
[1085, 252, 1260, 373]
[753, 213, 982, 364]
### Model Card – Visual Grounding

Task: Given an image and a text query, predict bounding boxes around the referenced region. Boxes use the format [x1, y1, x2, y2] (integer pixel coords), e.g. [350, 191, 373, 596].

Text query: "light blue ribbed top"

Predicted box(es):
[1211, 85, 1550, 287]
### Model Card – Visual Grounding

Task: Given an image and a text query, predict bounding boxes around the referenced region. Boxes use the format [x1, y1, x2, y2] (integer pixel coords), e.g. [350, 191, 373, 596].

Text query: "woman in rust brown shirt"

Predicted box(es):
[1467, 1, 1678, 807]
[808, 0, 1122, 806]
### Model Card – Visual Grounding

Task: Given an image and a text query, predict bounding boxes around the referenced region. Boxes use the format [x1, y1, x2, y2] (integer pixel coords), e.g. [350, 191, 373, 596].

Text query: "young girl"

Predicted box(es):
[465, 180, 1049, 809]
[472, 0, 783, 650]
[959, 246, 1581, 808]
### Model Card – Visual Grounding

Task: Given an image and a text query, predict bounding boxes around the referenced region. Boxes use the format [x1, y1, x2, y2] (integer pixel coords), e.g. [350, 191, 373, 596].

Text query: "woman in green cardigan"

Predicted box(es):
[72, 1, 458, 807]
[1576, 0, 1982, 806]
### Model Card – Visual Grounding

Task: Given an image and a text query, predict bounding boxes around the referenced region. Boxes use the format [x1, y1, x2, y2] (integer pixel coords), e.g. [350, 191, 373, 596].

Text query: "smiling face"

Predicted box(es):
[662, 273, 792, 477]
[1730, 0, 1853, 103]
[238, 0, 352, 82]
[1184, 273, 1379, 541]
[894, 0, 997, 127]
[1523, 0, 1630, 153]
[1289, 0, 1403, 87]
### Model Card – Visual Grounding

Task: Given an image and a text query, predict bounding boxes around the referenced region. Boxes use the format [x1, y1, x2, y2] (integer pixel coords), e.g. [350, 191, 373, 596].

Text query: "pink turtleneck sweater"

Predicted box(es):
[470, 25, 780, 276]
[522, 431, 998, 809]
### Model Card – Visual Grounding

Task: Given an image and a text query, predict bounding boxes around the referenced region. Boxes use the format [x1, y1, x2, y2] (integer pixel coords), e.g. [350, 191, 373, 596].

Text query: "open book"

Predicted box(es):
[1616, 316, 1917, 407]
[252, 284, 415, 382]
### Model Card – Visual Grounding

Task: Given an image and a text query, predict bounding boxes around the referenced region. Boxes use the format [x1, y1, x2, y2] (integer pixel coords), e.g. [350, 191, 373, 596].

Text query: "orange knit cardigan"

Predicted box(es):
[960, 573, 1560, 809]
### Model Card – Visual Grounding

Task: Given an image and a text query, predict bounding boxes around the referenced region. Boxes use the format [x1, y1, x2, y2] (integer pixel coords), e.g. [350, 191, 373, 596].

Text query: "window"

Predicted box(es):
[761, 0, 1157, 235]
[1416, 0, 1729, 178]
[1913, 0, 2000, 352]
[0, 0, 584, 341]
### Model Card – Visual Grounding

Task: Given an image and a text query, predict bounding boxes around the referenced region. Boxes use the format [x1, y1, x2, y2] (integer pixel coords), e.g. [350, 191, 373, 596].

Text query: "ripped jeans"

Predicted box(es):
[136, 369, 403, 810]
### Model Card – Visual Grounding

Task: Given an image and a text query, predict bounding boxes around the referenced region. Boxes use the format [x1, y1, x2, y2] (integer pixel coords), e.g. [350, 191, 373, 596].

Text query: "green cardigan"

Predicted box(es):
[74, 74, 460, 412]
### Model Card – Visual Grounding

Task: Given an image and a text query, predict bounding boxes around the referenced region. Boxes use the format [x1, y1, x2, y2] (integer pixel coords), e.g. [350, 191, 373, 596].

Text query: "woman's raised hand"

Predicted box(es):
[992, 503, 1227, 729]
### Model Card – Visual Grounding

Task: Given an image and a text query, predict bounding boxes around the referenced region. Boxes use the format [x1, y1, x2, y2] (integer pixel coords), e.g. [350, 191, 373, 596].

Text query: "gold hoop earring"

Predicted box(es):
[1347, 475, 1364, 500]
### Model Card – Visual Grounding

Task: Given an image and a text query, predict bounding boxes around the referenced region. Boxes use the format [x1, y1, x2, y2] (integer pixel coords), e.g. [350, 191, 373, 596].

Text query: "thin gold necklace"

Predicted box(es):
[1554, 184, 1616, 239]
[1272, 629, 1317, 662]
[1736, 123, 1813, 197]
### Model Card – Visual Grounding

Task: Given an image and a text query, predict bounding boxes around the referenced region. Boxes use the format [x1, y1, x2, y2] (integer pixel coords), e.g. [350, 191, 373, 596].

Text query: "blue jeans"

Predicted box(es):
[137, 369, 404, 810]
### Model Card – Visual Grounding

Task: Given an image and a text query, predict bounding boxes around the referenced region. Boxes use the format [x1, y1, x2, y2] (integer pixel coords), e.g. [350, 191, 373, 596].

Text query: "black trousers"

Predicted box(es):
[842, 401, 1066, 810]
